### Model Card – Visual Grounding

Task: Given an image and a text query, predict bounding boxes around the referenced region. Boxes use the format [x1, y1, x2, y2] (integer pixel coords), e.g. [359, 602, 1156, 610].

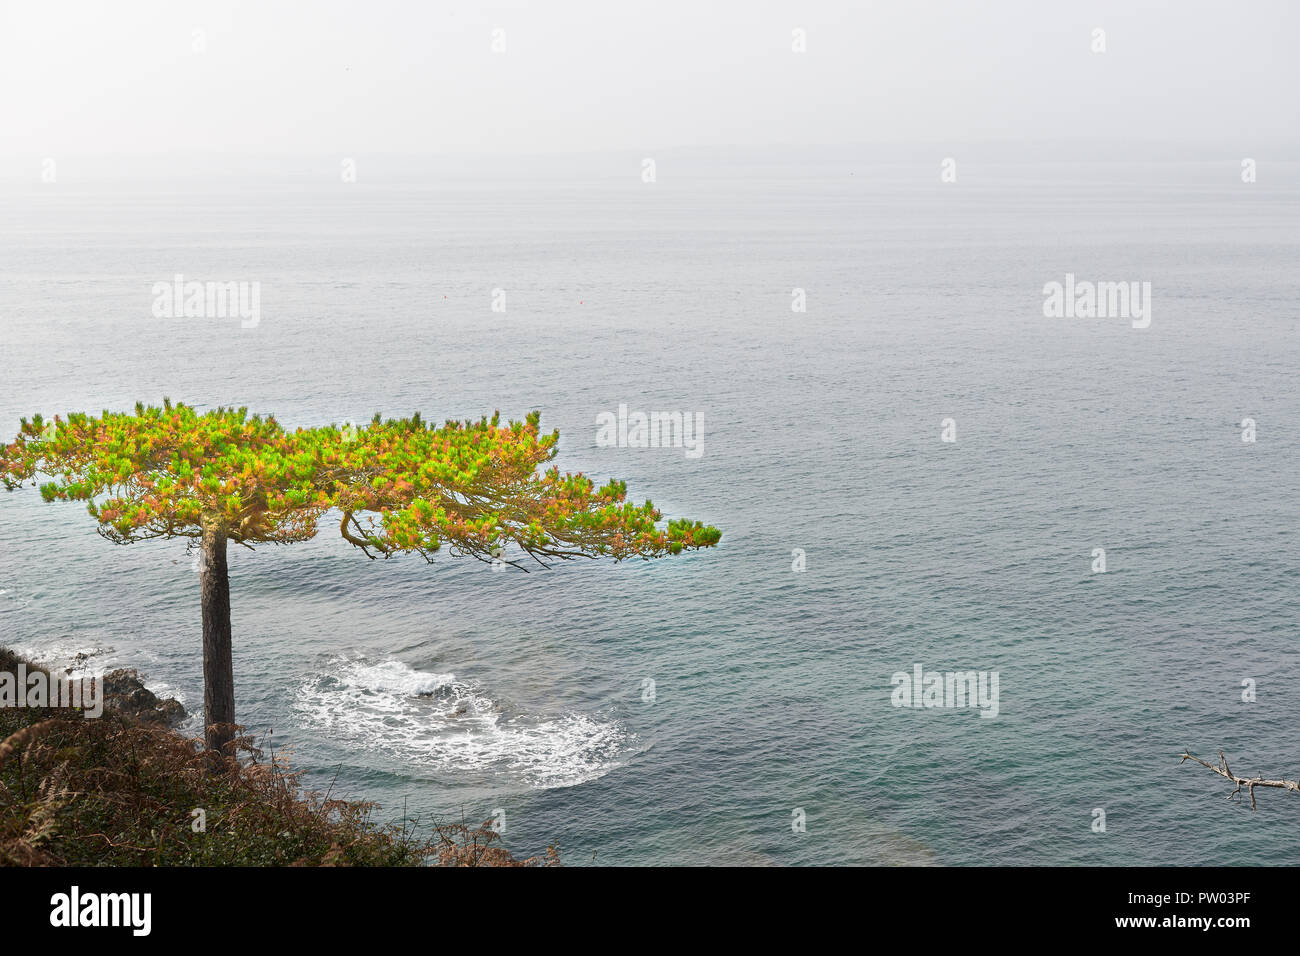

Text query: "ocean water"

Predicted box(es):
[1, 159, 1297, 865]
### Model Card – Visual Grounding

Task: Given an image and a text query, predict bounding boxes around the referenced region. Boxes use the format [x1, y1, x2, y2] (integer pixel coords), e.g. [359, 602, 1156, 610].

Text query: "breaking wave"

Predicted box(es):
[293, 656, 628, 789]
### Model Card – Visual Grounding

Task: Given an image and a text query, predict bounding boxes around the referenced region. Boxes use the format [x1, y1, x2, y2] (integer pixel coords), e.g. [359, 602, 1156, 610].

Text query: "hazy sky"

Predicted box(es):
[1, 0, 1296, 158]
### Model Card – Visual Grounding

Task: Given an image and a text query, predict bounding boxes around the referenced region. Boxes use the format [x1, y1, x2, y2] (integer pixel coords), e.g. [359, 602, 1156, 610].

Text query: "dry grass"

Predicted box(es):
[0, 648, 557, 867]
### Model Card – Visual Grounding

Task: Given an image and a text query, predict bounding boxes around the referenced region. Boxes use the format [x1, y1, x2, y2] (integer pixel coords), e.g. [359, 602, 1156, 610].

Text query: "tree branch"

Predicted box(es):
[1179, 750, 1300, 811]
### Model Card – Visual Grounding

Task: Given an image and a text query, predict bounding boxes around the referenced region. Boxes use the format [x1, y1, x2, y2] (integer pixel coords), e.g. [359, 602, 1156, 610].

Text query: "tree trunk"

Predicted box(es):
[200, 521, 236, 757]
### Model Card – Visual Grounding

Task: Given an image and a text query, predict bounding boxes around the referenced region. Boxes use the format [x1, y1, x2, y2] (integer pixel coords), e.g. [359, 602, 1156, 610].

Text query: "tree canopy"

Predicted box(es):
[0, 399, 721, 567]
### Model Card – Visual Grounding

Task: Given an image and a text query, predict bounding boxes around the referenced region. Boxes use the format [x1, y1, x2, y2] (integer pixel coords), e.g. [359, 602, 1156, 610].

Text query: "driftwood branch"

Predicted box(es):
[1179, 750, 1300, 811]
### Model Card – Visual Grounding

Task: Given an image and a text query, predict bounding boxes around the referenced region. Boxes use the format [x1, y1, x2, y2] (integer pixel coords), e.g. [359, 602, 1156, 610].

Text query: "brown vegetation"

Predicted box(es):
[0, 648, 557, 866]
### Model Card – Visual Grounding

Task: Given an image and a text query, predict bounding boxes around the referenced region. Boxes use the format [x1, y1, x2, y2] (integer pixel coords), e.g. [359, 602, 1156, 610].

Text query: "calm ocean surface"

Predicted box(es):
[1, 159, 1297, 864]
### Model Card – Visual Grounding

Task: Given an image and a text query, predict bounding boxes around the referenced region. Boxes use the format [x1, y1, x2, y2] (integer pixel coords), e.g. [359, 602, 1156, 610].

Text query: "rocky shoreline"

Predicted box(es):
[98, 667, 188, 727]
[0, 646, 554, 866]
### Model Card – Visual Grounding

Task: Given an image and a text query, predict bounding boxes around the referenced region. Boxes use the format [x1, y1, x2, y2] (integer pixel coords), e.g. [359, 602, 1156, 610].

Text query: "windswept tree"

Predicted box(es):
[0, 400, 720, 756]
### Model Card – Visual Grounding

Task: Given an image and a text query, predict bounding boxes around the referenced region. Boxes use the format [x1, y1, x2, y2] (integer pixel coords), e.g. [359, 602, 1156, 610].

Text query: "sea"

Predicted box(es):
[1, 153, 1297, 864]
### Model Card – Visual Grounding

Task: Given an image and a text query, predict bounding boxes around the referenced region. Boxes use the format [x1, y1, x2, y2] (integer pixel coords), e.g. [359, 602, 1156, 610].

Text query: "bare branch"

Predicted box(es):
[1179, 750, 1300, 811]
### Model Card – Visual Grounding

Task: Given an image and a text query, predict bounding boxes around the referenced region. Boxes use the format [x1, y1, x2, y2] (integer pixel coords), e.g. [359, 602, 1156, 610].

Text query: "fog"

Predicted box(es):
[1, 0, 1295, 167]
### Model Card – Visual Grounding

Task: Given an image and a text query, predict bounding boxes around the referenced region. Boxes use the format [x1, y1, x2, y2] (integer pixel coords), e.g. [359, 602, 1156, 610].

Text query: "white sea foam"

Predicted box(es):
[8, 637, 117, 673]
[293, 656, 628, 789]
[4, 637, 189, 710]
